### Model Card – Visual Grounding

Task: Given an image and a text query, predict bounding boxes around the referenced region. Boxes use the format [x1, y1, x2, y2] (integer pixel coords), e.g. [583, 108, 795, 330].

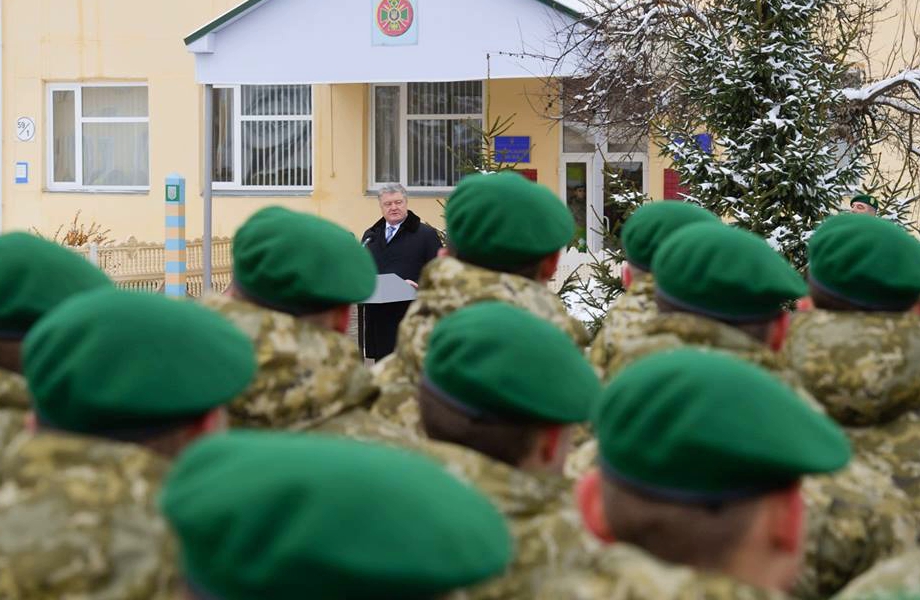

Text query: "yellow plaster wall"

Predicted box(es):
[486, 78, 562, 193]
[1, 1, 569, 241]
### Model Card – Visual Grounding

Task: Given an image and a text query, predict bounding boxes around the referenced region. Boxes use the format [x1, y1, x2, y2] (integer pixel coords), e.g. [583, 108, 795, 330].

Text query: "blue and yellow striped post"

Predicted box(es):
[164, 174, 187, 297]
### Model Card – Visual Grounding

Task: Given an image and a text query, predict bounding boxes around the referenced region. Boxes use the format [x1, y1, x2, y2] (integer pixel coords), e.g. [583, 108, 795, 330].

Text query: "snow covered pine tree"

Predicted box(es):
[553, 0, 920, 269]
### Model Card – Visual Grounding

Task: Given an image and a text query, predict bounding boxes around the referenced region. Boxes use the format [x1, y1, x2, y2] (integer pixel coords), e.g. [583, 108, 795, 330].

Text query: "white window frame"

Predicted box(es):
[559, 121, 651, 254]
[46, 82, 150, 192]
[213, 84, 314, 192]
[368, 82, 485, 194]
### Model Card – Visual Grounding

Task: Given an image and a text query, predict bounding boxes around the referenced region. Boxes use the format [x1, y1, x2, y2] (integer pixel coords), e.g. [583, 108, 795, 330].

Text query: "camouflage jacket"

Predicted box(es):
[317, 410, 600, 600]
[0, 368, 29, 413]
[568, 311, 917, 595]
[534, 543, 788, 600]
[833, 549, 920, 599]
[589, 274, 657, 376]
[784, 311, 920, 514]
[201, 295, 377, 429]
[0, 369, 30, 453]
[797, 458, 919, 599]
[371, 257, 591, 429]
[0, 433, 179, 599]
[783, 311, 920, 426]
[601, 311, 803, 385]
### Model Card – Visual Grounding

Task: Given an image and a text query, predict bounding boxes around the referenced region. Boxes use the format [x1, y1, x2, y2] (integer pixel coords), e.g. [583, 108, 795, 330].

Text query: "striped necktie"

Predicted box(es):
[386, 225, 396, 243]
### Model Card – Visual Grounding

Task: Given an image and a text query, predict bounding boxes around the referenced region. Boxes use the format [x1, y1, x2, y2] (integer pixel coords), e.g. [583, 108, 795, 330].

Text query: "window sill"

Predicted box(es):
[210, 189, 313, 197]
[46, 188, 151, 195]
[364, 189, 453, 198]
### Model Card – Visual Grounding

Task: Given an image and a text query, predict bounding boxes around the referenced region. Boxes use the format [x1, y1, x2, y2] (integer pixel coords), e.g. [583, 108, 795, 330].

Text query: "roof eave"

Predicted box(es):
[185, 0, 588, 47]
[184, 0, 268, 46]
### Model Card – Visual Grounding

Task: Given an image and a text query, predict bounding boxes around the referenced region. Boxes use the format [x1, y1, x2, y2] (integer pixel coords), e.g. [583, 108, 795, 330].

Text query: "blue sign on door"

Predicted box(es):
[494, 136, 531, 164]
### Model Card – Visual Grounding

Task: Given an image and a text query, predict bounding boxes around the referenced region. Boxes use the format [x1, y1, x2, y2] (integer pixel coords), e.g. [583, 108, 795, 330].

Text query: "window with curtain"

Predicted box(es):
[371, 81, 483, 190]
[48, 84, 149, 190]
[212, 85, 313, 189]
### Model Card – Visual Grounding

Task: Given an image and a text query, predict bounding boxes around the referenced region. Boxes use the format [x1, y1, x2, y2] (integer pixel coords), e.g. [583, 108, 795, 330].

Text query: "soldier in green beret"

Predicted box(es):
[784, 213, 920, 517]
[589, 201, 718, 377]
[543, 349, 852, 599]
[0, 289, 256, 599]
[599, 221, 807, 379]
[161, 432, 513, 600]
[0, 232, 111, 445]
[584, 221, 919, 598]
[372, 171, 590, 430]
[202, 206, 379, 430]
[850, 193, 879, 216]
[368, 302, 601, 599]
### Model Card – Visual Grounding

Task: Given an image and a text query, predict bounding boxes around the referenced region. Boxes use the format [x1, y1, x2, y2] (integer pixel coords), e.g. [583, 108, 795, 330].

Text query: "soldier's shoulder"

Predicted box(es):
[834, 549, 920, 599]
[799, 458, 919, 598]
[4, 433, 170, 492]
[0, 368, 30, 412]
[0, 434, 178, 599]
[311, 408, 424, 449]
[536, 544, 787, 600]
[785, 310, 920, 426]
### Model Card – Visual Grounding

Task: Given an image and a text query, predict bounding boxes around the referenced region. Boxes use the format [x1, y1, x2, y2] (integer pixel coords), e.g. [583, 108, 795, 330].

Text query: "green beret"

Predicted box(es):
[424, 302, 599, 422]
[23, 289, 256, 434]
[234, 207, 377, 313]
[622, 202, 719, 270]
[653, 223, 806, 321]
[594, 348, 851, 501]
[850, 193, 879, 210]
[809, 213, 920, 310]
[162, 432, 512, 600]
[0, 232, 112, 338]
[446, 172, 574, 268]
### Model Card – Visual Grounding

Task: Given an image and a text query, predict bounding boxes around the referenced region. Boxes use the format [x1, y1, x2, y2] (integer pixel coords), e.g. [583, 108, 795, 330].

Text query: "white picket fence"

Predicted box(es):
[73, 238, 234, 296]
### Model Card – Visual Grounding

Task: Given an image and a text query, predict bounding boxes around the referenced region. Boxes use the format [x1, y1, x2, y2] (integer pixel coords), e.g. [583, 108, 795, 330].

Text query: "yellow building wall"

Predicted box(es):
[1, 0, 569, 242]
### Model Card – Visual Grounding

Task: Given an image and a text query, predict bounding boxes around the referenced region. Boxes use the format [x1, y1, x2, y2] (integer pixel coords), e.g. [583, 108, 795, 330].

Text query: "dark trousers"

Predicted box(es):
[362, 301, 411, 360]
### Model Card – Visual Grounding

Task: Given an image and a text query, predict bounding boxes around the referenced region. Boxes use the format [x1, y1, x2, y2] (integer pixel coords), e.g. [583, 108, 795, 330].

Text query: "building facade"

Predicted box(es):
[0, 0, 669, 254]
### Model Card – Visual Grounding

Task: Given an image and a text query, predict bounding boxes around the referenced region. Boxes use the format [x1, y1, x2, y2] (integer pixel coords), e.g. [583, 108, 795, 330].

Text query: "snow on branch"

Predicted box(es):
[843, 69, 920, 104]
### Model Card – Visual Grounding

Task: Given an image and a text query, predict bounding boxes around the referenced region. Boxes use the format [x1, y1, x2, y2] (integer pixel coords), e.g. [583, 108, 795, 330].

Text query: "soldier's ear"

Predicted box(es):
[437, 247, 449, 258]
[766, 482, 804, 555]
[622, 264, 633, 289]
[537, 251, 562, 282]
[24, 411, 37, 433]
[767, 312, 791, 352]
[576, 470, 615, 543]
[331, 305, 352, 334]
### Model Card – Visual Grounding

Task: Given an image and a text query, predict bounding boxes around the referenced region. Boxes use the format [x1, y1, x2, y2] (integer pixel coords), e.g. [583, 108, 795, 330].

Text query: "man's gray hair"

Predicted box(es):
[377, 183, 408, 202]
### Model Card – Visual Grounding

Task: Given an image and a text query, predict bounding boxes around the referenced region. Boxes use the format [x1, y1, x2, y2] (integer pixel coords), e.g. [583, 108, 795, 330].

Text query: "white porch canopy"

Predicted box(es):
[185, 0, 584, 291]
[185, 0, 583, 85]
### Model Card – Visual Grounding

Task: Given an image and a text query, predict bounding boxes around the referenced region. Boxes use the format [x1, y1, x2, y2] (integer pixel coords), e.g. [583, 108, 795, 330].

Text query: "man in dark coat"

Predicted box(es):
[362, 183, 442, 359]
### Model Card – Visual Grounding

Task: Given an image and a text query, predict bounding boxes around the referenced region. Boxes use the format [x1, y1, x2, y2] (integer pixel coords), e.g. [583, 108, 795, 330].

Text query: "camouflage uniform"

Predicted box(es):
[371, 257, 590, 429]
[318, 410, 601, 600]
[798, 458, 919, 599]
[201, 295, 377, 429]
[589, 273, 657, 376]
[833, 550, 920, 599]
[581, 311, 917, 595]
[783, 310, 920, 514]
[534, 542, 788, 600]
[0, 433, 179, 599]
[0, 368, 29, 414]
[0, 369, 29, 453]
[597, 311, 805, 389]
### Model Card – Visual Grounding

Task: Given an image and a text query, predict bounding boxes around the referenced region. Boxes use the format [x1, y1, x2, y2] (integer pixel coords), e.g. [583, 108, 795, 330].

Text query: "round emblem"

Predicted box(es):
[376, 0, 414, 37]
[16, 117, 35, 142]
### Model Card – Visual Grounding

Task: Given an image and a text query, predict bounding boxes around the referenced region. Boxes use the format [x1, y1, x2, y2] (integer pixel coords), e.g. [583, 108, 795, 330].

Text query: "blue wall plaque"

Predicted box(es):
[494, 136, 531, 164]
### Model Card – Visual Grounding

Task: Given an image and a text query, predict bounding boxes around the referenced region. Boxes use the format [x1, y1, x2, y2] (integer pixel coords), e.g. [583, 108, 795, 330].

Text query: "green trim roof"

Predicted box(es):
[185, 0, 585, 46]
